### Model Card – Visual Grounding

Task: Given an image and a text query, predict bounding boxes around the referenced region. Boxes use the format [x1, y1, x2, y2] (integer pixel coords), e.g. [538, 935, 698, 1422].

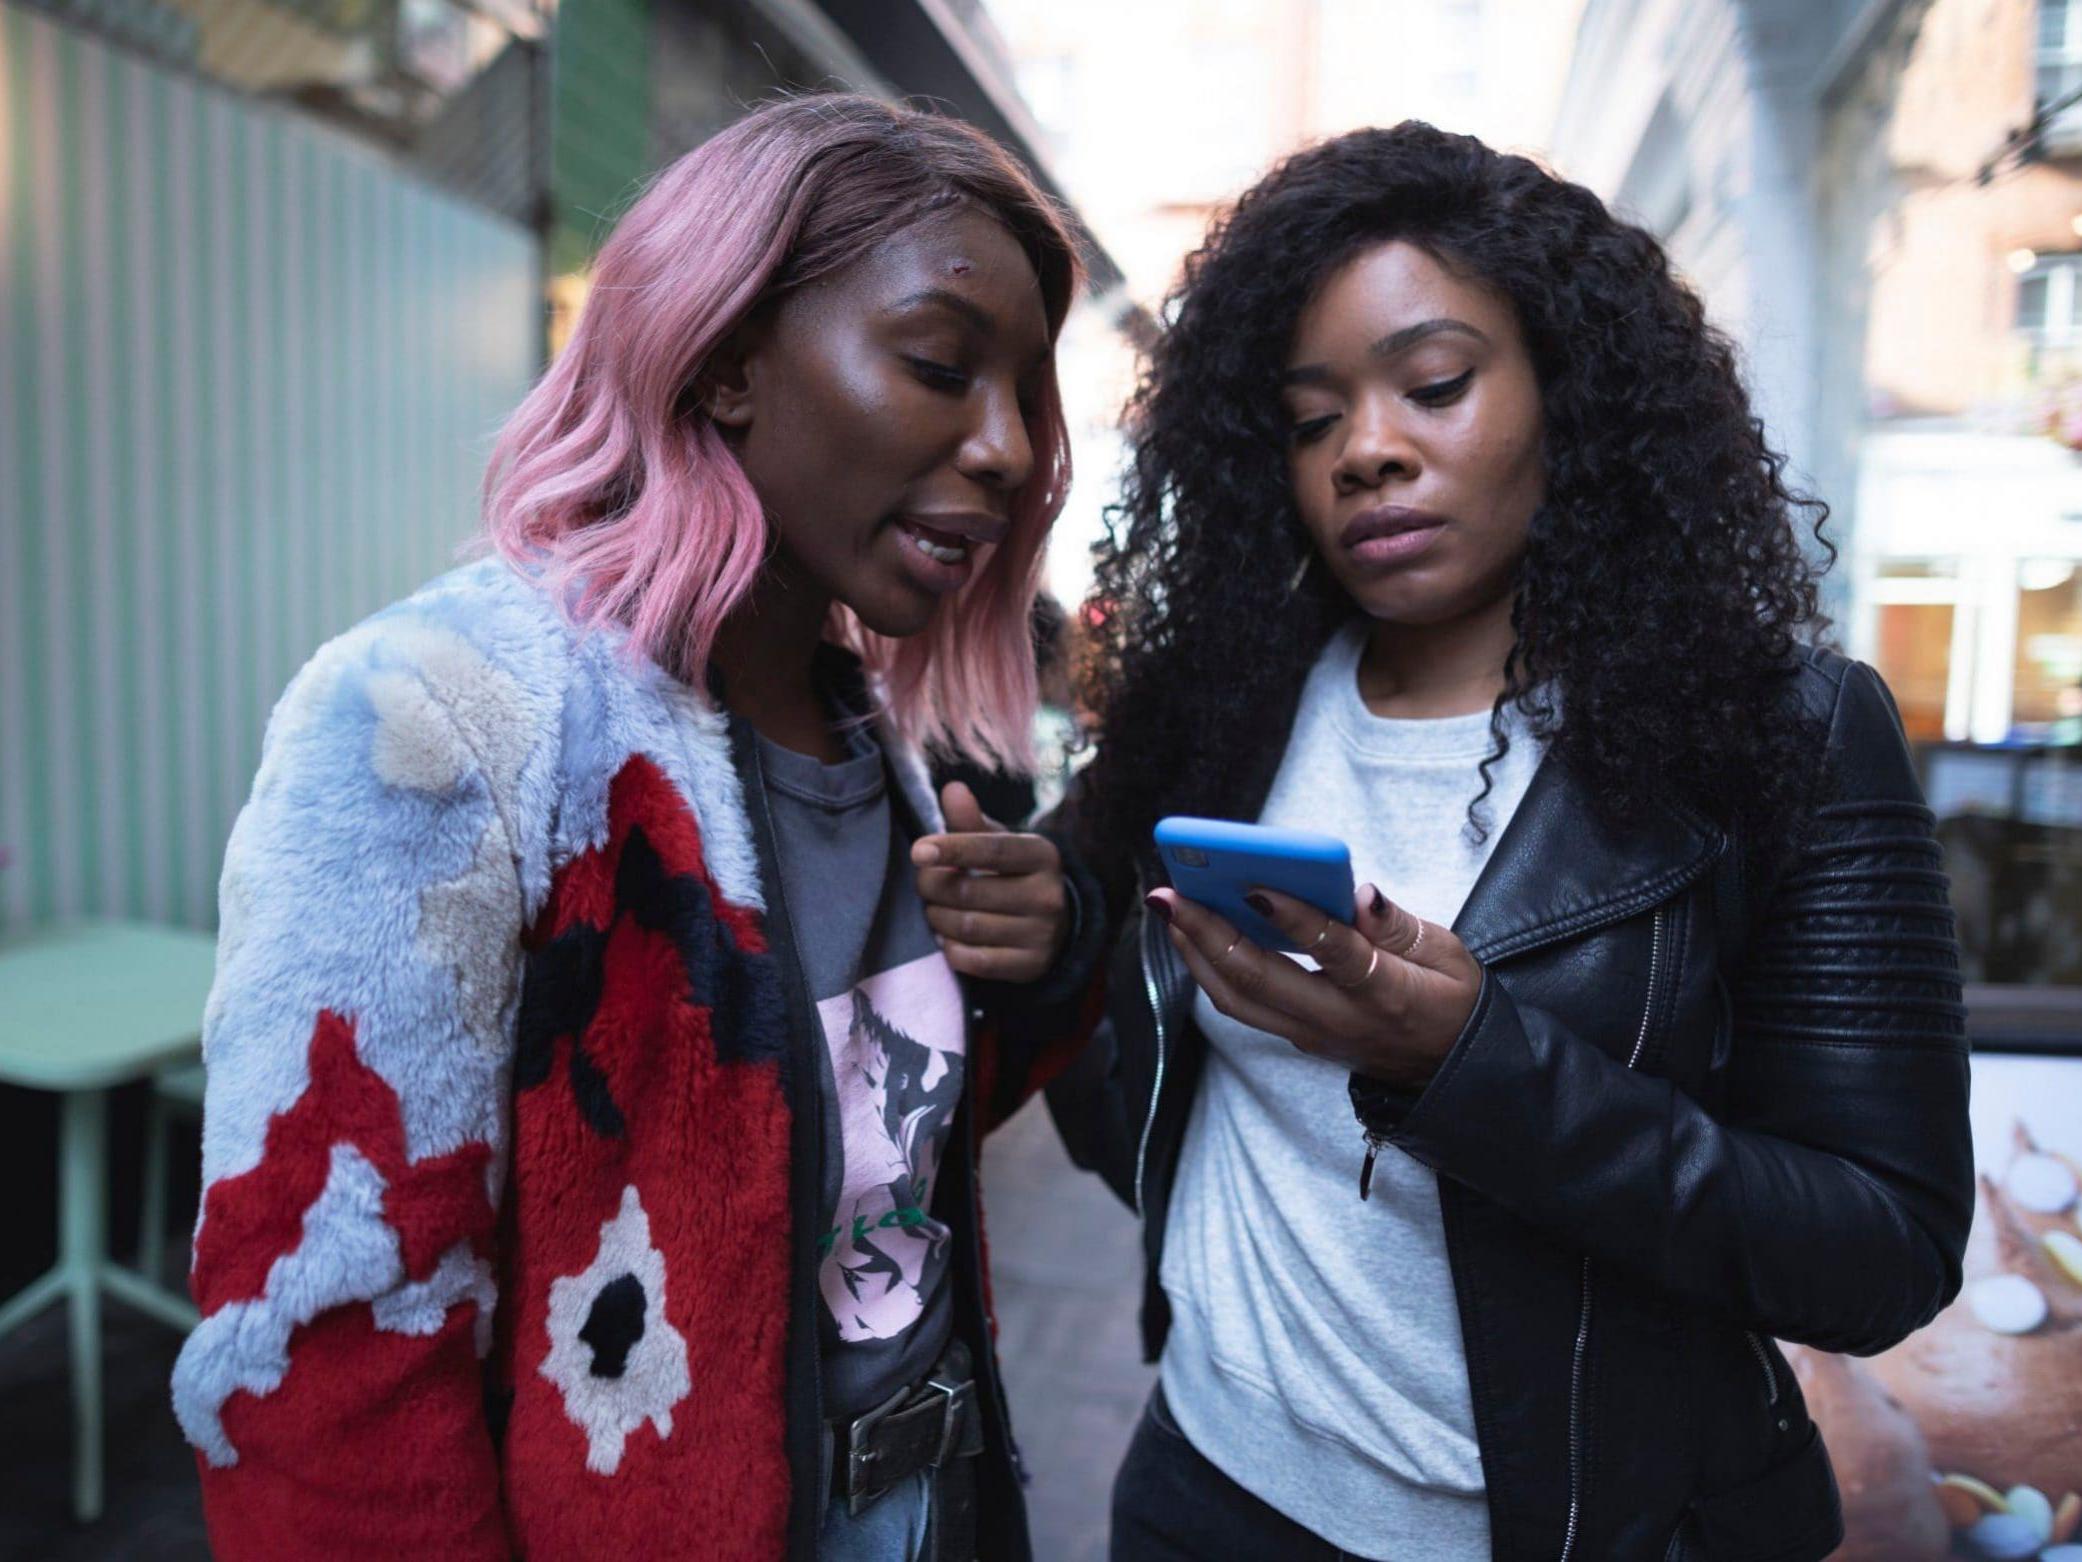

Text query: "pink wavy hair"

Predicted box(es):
[482, 95, 1082, 770]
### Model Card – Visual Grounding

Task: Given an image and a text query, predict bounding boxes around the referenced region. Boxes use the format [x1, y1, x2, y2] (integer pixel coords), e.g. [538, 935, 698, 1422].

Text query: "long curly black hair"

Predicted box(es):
[1076, 122, 1833, 871]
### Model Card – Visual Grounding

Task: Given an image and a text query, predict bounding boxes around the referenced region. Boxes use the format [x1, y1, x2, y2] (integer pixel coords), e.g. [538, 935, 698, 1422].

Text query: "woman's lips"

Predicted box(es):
[1350, 525, 1446, 565]
[892, 514, 996, 594]
[1339, 505, 1448, 567]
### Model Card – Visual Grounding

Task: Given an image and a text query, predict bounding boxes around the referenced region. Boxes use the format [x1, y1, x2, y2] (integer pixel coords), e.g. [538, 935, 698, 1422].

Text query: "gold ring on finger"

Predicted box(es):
[1306, 918, 1335, 953]
[1215, 934, 1244, 970]
[1404, 923, 1425, 960]
[1333, 946, 1381, 990]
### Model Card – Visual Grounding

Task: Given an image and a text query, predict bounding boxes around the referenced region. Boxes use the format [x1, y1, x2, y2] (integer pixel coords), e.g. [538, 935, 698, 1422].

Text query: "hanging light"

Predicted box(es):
[2010, 247, 2041, 274]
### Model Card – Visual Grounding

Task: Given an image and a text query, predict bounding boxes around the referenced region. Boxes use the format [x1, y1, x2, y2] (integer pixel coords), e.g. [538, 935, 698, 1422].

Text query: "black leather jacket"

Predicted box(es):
[1042, 648, 1973, 1562]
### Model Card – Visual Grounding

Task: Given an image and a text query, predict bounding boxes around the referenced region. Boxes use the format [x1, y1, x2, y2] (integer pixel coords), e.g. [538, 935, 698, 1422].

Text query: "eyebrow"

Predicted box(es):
[893, 285, 1053, 374]
[1281, 317, 1491, 386]
[892, 287, 997, 335]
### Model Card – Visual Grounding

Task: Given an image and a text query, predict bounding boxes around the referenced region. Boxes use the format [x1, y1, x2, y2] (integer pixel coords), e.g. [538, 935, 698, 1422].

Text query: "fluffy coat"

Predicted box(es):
[169, 557, 1087, 1559]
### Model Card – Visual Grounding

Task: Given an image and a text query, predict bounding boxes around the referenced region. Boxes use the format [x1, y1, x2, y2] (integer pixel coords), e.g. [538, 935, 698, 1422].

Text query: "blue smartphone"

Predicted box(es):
[1154, 816, 1356, 954]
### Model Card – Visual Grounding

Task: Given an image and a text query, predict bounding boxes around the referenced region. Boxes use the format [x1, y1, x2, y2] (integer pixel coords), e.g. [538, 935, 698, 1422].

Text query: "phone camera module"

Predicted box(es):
[1173, 846, 1210, 868]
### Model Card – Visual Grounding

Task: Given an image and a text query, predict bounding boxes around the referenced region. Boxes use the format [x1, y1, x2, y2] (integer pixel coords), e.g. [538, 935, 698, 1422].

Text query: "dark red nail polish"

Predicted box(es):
[1245, 892, 1273, 918]
[1371, 887, 1387, 917]
[1144, 893, 1173, 924]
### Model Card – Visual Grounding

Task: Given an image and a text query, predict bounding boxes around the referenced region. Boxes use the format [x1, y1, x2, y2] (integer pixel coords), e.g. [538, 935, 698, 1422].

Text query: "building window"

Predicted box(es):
[2019, 255, 2082, 342]
[1889, 553, 2082, 992]
[2041, 0, 2082, 112]
[1872, 561, 1964, 744]
[2016, 557, 2082, 734]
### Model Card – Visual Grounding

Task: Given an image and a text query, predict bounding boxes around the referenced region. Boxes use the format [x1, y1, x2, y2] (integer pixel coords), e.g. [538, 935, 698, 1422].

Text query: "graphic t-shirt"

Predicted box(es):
[756, 726, 966, 1421]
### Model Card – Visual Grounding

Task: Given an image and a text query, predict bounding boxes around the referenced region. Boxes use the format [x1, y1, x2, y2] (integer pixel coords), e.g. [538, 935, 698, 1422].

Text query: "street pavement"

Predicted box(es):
[980, 1095, 1157, 1562]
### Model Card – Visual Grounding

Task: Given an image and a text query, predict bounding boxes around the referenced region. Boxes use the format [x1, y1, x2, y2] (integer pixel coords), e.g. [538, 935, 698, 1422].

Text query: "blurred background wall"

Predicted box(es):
[1540, 0, 2082, 1019]
[3, 2, 539, 932]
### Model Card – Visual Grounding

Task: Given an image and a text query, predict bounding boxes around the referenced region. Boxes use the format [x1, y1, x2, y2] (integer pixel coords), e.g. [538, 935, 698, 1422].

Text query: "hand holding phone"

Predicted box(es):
[1154, 817, 1355, 953]
[1143, 820, 1483, 1112]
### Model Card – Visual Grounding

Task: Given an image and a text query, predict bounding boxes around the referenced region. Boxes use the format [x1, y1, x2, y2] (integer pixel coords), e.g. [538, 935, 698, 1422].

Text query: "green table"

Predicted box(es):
[0, 920, 216, 1523]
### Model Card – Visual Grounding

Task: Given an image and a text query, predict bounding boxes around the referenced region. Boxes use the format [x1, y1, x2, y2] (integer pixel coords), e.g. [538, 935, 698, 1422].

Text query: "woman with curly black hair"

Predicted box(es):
[1036, 123, 1974, 1561]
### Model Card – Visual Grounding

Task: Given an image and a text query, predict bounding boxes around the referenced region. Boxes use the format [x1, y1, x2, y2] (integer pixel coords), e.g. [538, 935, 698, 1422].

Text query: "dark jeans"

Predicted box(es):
[1110, 1385, 1360, 1561]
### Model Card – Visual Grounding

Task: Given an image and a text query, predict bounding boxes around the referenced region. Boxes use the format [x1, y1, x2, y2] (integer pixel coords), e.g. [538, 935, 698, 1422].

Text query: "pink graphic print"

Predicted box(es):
[816, 953, 966, 1341]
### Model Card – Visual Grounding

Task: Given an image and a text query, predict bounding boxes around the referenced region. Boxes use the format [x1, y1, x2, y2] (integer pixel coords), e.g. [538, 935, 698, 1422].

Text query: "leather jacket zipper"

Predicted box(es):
[1359, 1128, 1391, 1201]
[1559, 904, 1668, 1562]
[1133, 895, 1173, 1220]
[1745, 1330, 1788, 1431]
[1559, 1257, 1596, 1562]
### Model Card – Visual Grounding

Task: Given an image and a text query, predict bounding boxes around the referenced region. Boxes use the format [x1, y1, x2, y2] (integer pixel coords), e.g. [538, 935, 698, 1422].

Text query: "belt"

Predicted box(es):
[829, 1339, 985, 1526]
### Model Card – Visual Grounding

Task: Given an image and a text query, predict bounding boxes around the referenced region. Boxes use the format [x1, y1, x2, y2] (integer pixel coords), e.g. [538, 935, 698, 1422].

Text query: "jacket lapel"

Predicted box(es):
[1451, 753, 1725, 964]
[1206, 656, 1725, 965]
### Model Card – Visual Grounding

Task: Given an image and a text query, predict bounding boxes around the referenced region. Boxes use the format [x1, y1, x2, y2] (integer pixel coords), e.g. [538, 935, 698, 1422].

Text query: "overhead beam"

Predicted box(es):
[812, 0, 1145, 332]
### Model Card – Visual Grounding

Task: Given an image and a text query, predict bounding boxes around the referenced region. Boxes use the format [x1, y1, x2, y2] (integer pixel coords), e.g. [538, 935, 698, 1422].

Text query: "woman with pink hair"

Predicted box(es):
[170, 94, 1099, 1562]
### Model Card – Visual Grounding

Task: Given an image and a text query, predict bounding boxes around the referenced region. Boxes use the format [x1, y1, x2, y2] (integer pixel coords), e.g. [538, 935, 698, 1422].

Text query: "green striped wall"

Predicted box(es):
[0, 5, 541, 931]
[549, 0, 654, 275]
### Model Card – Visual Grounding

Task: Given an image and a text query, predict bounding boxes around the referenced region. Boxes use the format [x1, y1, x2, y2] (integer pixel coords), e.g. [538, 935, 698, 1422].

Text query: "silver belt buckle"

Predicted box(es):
[845, 1380, 913, 1519]
[924, 1371, 978, 1467]
[844, 1368, 979, 1518]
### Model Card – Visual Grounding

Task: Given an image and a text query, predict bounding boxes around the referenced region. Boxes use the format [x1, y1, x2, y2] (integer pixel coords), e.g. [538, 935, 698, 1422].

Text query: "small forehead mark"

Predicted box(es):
[949, 259, 973, 276]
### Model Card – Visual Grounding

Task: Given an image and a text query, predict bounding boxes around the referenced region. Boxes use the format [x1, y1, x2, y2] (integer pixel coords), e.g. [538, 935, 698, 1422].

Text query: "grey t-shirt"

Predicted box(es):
[1159, 620, 1543, 1560]
[757, 726, 966, 1422]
